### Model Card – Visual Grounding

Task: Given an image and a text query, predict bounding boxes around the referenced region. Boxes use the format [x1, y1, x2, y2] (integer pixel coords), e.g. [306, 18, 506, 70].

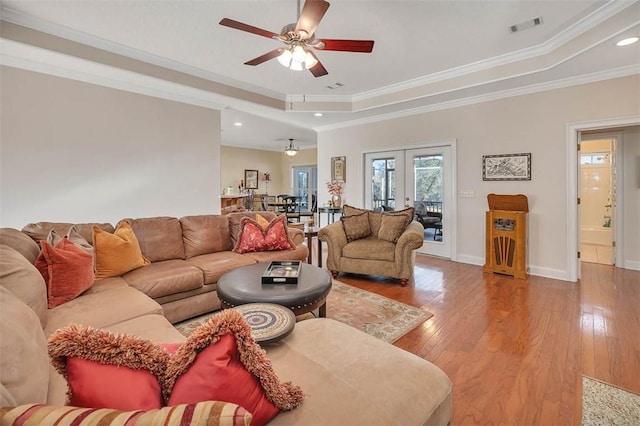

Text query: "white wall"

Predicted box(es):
[0, 66, 221, 228]
[622, 127, 640, 270]
[317, 75, 640, 280]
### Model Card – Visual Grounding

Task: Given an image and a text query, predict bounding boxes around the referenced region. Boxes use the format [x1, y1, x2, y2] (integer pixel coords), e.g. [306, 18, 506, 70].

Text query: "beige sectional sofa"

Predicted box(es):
[0, 212, 452, 425]
[20, 211, 309, 324]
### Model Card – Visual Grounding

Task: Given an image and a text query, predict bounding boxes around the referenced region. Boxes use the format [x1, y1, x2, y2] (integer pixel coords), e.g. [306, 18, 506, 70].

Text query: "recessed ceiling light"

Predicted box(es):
[314, 113, 323, 117]
[616, 37, 639, 47]
[234, 122, 243, 127]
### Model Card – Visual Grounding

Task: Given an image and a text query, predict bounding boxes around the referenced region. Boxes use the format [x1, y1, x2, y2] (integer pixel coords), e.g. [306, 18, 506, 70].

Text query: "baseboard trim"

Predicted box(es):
[622, 260, 640, 271]
[455, 254, 484, 266]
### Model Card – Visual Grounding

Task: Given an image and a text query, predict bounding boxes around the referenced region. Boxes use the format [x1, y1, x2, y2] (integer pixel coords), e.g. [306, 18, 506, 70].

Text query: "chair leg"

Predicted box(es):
[330, 270, 339, 279]
[400, 278, 409, 287]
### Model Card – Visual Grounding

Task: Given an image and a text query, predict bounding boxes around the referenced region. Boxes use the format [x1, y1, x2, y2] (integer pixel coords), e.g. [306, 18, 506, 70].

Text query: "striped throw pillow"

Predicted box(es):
[0, 401, 251, 425]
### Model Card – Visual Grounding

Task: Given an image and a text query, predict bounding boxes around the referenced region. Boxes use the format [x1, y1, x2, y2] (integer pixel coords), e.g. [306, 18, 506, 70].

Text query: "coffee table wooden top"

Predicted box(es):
[217, 262, 332, 316]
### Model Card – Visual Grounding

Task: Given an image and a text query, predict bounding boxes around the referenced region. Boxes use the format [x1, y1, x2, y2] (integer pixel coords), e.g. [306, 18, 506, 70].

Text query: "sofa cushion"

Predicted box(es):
[22, 222, 114, 245]
[0, 401, 252, 426]
[233, 215, 295, 254]
[44, 286, 163, 336]
[0, 245, 47, 327]
[342, 237, 396, 261]
[266, 318, 452, 426]
[186, 251, 256, 284]
[120, 217, 186, 262]
[0, 287, 49, 405]
[180, 215, 232, 258]
[378, 212, 412, 243]
[240, 245, 309, 264]
[340, 211, 371, 242]
[123, 260, 204, 298]
[0, 228, 40, 264]
[93, 221, 150, 279]
[35, 238, 94, 308]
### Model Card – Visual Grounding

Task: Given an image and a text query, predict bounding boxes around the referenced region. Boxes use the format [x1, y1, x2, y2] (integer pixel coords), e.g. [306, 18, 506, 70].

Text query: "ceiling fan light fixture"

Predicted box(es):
[292, 45, 307, 63]
[277, 49, 293, 67]
[304, 51, 318, 68]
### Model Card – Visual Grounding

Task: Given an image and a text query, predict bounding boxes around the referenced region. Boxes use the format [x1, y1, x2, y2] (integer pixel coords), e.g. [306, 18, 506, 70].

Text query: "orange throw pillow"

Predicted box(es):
[93, 221, 149, 279]
[35, 237, 94, 308]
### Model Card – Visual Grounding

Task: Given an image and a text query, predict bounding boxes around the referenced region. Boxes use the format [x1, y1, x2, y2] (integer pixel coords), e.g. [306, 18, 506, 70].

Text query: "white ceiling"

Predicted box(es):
[1, 0, 639, 152]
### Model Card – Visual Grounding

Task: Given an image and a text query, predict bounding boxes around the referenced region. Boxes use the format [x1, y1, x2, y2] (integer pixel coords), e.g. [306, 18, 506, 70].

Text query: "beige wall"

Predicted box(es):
[220, 146, 317, 197]
[317, 75, 640, 279]
[0, 66, 221, 228]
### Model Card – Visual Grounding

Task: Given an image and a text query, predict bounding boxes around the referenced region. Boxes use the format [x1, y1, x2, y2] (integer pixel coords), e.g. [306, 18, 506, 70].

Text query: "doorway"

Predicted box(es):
[364, 143, 456, 258]
[579, 137, 616, 265]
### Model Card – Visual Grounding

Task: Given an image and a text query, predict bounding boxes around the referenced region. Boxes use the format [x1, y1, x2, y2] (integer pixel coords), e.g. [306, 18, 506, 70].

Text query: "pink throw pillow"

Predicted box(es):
[233, 214, 295, 254]
[35, 237, 94, 308]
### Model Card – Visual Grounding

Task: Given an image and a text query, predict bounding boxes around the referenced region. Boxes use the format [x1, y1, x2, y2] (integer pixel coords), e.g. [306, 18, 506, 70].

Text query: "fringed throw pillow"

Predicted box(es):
[232, 214, 295, 254]
[47, 310, 303, 425]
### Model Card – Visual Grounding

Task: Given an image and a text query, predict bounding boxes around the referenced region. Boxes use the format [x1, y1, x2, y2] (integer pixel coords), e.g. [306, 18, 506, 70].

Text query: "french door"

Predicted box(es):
[364, 145, 454, 258]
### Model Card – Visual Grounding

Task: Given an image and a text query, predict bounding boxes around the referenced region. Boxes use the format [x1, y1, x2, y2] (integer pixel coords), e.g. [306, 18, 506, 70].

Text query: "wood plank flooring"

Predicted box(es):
[329, 253, 640, 426]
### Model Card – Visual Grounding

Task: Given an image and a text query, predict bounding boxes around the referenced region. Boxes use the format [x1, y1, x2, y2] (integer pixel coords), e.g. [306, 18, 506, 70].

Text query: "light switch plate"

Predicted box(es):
[460, 191, 475, 198]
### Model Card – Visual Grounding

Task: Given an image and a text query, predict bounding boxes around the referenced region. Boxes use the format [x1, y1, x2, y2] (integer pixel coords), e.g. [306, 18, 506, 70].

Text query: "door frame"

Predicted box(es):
[579, 132, 622, 267]
[361, 139, 457, 261]
[566, 115, 639, 281]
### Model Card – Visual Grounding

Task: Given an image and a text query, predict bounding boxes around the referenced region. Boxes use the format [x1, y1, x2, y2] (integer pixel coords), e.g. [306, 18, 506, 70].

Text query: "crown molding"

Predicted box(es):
[0, 38, 228, 110]
[312, 65, 640, 132]
[0, 5, 286, 102]
[2, 0, 636, 110]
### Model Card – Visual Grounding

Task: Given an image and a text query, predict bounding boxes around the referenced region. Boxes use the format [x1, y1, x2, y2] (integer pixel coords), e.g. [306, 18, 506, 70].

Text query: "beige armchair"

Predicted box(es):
[318, 205, 424, 286]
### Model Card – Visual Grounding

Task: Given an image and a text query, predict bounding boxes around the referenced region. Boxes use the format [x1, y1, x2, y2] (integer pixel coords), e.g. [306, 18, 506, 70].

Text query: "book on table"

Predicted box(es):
[262, 261, 301, 284]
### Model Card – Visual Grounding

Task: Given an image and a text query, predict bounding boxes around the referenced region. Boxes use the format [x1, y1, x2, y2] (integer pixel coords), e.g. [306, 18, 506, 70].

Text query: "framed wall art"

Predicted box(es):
[482, 153, 531, 181]
[331, 156, 346, 182]
[244, 169, 259, 189]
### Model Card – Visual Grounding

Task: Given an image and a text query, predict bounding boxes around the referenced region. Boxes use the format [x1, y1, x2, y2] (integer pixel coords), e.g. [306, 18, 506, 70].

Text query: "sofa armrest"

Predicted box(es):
[318, 222, 347, 271]
[287, 227, 304, 245]
[394, 221, 425, 276]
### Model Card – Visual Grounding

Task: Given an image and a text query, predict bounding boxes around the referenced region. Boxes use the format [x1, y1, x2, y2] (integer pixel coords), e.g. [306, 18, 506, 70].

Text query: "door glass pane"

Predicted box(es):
[371, 158, 396, 210]
[292, 166, 317, 211]
[413, 155, 443, 242]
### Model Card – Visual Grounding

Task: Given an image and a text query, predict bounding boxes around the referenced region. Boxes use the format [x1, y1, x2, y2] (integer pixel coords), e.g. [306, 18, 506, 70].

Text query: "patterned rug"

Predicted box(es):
[582, 376, 640, 425]
[175, 280, 433, 343]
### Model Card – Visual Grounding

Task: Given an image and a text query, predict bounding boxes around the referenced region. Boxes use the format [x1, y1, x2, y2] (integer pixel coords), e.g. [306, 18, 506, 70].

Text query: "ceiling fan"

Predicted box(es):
[219, 0, 374, 77]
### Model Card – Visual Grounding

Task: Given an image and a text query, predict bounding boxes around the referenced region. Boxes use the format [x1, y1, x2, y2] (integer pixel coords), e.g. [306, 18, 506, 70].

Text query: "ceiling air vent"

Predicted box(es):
[509, 16, 543, 33]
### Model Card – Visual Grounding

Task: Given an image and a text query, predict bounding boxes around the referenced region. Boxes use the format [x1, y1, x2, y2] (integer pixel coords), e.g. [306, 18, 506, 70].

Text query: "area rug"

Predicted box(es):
[175, 280, 432, 343]
[582, 376, 640, 425]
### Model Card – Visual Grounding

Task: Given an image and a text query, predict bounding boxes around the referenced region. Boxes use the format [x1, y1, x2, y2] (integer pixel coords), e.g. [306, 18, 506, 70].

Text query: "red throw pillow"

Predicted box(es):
[232, 214, 295, 254]
[47, 310, 304, 424]
[165, 309, 304, 426]
[48, 324, 171, 411]
[35, 237, 94, 308]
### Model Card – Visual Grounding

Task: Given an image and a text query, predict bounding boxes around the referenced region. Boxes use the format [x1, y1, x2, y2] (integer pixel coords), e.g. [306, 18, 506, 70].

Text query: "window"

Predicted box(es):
[580, 153, 609, 165]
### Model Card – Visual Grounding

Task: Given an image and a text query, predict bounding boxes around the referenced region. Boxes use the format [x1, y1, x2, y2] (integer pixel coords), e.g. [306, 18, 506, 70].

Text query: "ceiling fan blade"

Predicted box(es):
[244, 49, 283, 66]
[295, 0, 330, 38]
[308, 52, 328, 77]
[315, 39, 374, 53]
[219, 18, 280, 39]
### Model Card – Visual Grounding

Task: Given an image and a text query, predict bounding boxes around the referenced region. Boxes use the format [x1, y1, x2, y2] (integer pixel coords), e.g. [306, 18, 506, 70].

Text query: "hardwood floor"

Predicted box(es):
[330, 254, 640, 426]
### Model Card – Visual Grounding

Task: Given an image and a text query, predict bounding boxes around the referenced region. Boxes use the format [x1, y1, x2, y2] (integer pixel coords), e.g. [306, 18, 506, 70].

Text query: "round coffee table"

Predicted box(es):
[233, 303, 296, 344]
[218, 262, 332, 317]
